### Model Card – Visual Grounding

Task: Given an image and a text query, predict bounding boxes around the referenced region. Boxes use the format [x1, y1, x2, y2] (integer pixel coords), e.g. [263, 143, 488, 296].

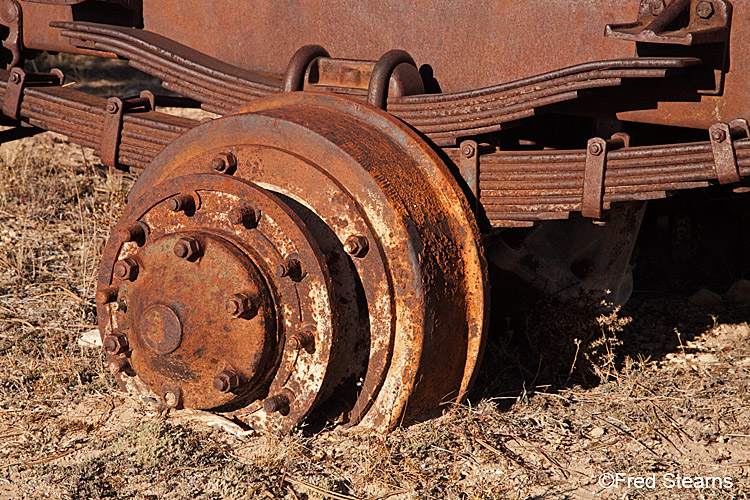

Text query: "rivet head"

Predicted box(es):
[696, 1, 714, 18]
[103, 332, 129, 355]
[225, 292, 258, 318]
[113, 258, 139, 281]
[228, 204, 257, 227]
[711, 128, 727, 143]
[213, 368, 240, 393]
[263, 394, 289, 414]
[173, 237, 201, 260]
[211, 152, 237, 173]
[343, 235, 369, 258]
[276, 257, 304, 281]
[588, 142, 604, 156]
[287, 331, 314, 351]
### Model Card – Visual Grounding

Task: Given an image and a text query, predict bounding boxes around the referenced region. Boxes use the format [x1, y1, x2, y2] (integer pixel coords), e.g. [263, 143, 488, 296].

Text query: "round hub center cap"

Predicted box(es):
[140, 304, 182, 355]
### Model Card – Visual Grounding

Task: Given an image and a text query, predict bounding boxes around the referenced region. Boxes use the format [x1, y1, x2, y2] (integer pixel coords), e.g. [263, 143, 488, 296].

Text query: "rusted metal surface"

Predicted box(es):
[0, 0, 22, 68]
[98, 93, 488, 431]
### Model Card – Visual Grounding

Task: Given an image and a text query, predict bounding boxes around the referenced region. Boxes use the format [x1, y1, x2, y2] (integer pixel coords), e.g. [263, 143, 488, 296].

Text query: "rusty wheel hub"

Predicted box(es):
[98, 93, 488, 432]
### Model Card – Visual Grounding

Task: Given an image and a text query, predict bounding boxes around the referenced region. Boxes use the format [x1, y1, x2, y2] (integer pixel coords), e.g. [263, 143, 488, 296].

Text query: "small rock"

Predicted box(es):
[697, 353, 718, 364]
[725, 279, 750, 304]
[688, 289, 722, 307]
[589, 426, 605, 439]
[78, 329, 102, 348]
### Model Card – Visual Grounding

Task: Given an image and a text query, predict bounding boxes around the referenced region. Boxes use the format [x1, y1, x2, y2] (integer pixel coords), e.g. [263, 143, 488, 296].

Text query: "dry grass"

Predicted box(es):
[1, 55, 750, 499]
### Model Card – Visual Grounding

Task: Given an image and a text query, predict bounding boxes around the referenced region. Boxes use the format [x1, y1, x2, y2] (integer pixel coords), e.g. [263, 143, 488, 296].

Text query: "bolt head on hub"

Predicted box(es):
[118, 223, 146, 245]
[211, 152, 237, 173]
[173, 237, 201, 260]
[113, 257, 139, 281]
[228, 204, 258, 227]
[103, 332, 129, 355]
[213, 368, 240, 393]
[276, 257, 304, 281]
[263, 394, 290, 414]
[287, 331, 314, 351]
[167, 194, 194, 213]
[96, 286, 119, 305]
[225, 292, 258, 318]
[343, 235, 369, 258]
[696, 1, 714, 19]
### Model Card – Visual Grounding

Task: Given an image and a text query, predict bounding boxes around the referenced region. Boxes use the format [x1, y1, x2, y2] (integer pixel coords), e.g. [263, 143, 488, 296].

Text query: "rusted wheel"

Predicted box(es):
[97, 93, 488, 432]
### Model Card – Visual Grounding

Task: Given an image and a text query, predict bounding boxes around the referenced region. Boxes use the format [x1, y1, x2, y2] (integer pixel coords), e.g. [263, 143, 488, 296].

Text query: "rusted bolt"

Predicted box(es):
[113, 257, 139, 281]
[103, 332, 129, 355]
[343, 235, 369, 258]
[460, 143, 476, 158]
[263, 394, 290, 414]
[228, 204, 257, 227]
[106, 101, 119, 114]
[588, 142, 603, 156]
[167, 193, 193, 212]
[118, 223, 146, 245]
[225, 292, 258, 318]
[173, 237, 201, 260]
[288, 331, 314, 351]
[276, 257, 304, 281]
[10, 72, 20, 84]
[649, 0, 665, 15]
[696, 1, 714, 18]
[108, 357, 130, 373]
[711, 128, 727, 143]
[213, 368, 240, 393]
[163, 390, 180, 408]
[96, 286, 119, 305]
[210, 152, 237, 173]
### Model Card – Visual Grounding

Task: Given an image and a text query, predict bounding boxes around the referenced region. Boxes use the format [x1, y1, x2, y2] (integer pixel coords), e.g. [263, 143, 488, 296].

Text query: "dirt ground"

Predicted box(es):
[1, 56, 750, 500]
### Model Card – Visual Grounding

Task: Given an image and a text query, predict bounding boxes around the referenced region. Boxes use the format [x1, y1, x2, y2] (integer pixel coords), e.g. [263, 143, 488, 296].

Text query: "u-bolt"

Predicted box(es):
[282, 45, 330, 92]
[367, 49, 418, 110]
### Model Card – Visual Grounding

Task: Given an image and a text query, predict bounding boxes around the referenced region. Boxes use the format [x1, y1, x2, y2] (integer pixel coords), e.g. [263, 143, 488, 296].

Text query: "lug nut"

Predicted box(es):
[173, 237, 201, 260]
[213, 368, 240, 393]
[263, 394, 290, 414]
[588, 142, 604, 156]
[103, 332, 129, 355]
[118, 223, 146, 245]
[228, 204, 258, 227]
[711, 128, 727, 143]
[276, 257, 304, 281]
[211, 152, 237, 173]
[225, 292, 258, 318]
[113, 257, 139, 281]
[343, 235, 369, 258]
[167, 193, 194, 212]
[288, 331, 314, 351]
[696, 1, 714, 18]
[96, 286, 119, 305]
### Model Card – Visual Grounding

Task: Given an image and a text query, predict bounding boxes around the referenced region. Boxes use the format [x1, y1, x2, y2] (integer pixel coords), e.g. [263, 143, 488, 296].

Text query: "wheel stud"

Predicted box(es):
[276, 257, 304, 281]
[225, 292, 257, 318]
[173, 237, 201, 260]
[113, 258, 139, 281]
[343, 235, 369, 258]
[228, 204, 257, 227]
[118, 223, 146, 245]
[167, 194, 194, 212]
[287, 331, 314, 351]
[108, 357, 130, 373]
[96, 286, 119, 304]
[263, 394, 289, 414]
[213, 368, 240, 393]
[103, 332, 129, 355]
[211, 152, 237, 173]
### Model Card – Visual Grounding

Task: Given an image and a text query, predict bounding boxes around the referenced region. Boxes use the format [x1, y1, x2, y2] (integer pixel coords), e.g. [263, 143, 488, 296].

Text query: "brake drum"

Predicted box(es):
[97, 92, 488, 432]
